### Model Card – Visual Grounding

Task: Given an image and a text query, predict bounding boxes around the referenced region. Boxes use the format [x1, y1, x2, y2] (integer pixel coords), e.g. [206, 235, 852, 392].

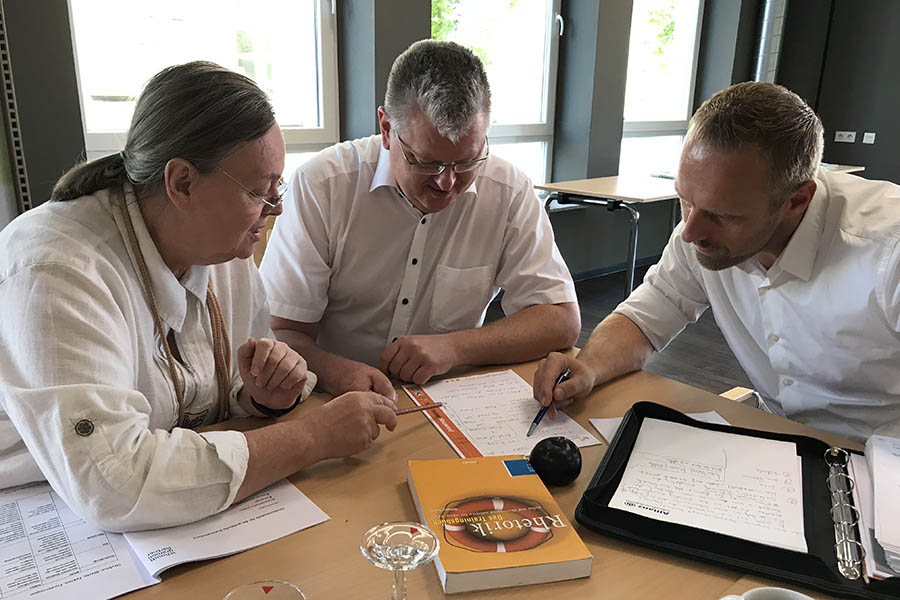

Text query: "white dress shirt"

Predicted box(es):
[260, 135, 576, 366]
[616, 169, 900, 442]
[0, 187, 272, 531]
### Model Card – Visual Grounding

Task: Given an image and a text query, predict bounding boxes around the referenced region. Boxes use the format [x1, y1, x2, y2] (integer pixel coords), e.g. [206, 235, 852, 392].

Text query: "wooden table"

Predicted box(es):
[536, 175, 679, 298]
[124, 363, 858, 600]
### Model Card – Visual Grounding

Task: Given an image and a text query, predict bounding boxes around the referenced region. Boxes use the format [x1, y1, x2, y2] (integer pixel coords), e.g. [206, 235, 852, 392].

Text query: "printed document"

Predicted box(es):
[866, 435, 900, 570]
[403, 370, 600, 458]
[0, 482, 155, 599]
[125, 479, 329, 577]
[609, 418, 808, 553]
[0, 479, 328, 598]
[849, 452, 896, 579]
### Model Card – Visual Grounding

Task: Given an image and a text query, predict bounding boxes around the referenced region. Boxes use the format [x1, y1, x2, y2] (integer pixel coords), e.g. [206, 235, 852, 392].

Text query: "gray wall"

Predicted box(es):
[693, 0, 759, 111]
[775, 0, 831, 108]
[338, 0, 430, 140]
[552, 1, 632, 181]
[778, 0, 900, 184]
[3, 0, 84, 207]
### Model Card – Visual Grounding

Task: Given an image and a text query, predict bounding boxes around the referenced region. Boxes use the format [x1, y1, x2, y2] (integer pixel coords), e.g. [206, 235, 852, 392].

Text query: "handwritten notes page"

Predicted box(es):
[403, 370, 600, 458]
[590, 411, 730, 444]
[608, 418, 808, 553]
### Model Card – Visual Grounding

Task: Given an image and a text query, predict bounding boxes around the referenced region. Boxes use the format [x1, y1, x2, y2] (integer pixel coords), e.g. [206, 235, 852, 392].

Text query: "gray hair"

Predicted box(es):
[686, 81, 824, 206]
[51, 61, 275, 202]
[384, 39, 491, 143]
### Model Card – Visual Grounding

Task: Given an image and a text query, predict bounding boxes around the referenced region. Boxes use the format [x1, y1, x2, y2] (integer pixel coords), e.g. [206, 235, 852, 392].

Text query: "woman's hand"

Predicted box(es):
[238, 337, 308, 410]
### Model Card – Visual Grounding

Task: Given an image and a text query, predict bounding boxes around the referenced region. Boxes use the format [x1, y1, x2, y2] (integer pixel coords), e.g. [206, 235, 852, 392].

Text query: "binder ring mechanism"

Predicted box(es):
[824, 447, 866, 581]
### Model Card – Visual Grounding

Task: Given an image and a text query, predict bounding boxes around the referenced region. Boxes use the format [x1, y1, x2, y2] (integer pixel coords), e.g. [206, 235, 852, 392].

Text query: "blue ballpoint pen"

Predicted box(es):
[527, 368, 572, 436]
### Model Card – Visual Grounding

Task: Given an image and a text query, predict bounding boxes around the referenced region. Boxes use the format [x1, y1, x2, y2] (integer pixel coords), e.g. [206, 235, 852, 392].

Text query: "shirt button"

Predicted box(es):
[421, 218, 427, 225]
[783, 378, 794, 387]
[74, 419, 94, 437]
[402, 298, 409, 305]
[768, 334, 779, 344]
[411, 258, 418, 265]
[392, 337, 398, 343]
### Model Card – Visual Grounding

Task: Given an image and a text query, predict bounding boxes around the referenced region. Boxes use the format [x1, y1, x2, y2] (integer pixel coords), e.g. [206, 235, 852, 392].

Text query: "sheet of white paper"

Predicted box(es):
[124, 479, 329, 577]
[589, 411, 730, 443]
[609, 418, 808, 553]
[403, 370, 600, 457]
[0, 482, 158, 600]
[849, 453, 897, 578]
[866, 435, 900, 559]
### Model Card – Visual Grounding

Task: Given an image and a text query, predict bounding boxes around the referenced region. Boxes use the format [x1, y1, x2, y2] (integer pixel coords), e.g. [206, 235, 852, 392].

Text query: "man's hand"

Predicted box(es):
[323, 357, 396, 400]
[238, 337, 308, 410]
[380, 334, 458, 385]
[304, 391, 398, 459]
[532, 351, 598, 419]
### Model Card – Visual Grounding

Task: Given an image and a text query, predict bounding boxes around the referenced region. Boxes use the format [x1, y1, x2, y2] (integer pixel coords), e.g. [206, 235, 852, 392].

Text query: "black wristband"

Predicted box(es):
[250, 395, 302, 417]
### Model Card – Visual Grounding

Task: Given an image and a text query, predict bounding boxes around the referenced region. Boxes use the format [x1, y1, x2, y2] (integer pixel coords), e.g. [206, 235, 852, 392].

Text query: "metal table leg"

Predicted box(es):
[554, 194, 642, 299]
[621, 203, 640, 298]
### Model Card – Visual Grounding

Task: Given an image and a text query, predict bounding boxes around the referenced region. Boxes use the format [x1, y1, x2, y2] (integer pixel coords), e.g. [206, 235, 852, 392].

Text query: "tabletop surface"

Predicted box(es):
[535, 166, 866, 204]
[124, 363, 860, 600]
[535, 175, 678, 203]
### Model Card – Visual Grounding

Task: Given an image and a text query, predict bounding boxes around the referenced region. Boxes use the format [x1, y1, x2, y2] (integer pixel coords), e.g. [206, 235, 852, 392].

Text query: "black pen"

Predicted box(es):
[527, 368, 571, 437]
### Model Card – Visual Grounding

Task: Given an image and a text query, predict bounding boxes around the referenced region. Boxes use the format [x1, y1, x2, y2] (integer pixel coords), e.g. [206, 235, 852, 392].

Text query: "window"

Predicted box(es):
[68, 0, 339, 168]
[619, 0, 703, 177]
[432, 0, 562, 184]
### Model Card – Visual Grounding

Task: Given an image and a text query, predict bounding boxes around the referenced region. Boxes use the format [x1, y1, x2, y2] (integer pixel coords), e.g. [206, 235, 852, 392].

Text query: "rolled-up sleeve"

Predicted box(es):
[614, 225, 710, 351]
[0, 262, 248, 532]
[259, 169, 333, 324]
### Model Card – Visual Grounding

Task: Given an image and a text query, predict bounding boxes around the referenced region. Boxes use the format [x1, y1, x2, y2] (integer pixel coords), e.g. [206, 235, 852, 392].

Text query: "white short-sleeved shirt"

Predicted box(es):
[0, 187, 271, 531]
[260, 135, 577, 366]
[615, 169, 900, 442]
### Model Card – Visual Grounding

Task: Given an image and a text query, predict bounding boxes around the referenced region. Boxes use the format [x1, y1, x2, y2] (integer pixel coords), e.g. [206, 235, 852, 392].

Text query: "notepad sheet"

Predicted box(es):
[608, 418, 808, 553]
[403, 370, 600, 458]
[866, 435, 900, 571]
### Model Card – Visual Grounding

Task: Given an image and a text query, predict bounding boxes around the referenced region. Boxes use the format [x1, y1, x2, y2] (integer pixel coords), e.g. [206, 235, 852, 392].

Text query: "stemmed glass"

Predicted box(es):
[360, 521, 440, 600]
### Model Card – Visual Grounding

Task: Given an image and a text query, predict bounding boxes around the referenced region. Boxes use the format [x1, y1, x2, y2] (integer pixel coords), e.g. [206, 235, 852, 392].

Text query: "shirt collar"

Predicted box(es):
[768, 175, 828, 282]
[369, 141, 479, 197]
[116, 185, 209, 333]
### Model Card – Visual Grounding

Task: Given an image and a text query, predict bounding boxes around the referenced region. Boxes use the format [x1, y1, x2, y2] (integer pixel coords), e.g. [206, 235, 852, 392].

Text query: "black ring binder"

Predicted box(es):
[825, 446, 866, 581]
[575, 402, 900, 599]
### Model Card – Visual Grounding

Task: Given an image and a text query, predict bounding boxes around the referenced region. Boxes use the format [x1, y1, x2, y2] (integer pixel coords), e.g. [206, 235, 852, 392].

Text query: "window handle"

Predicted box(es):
[555, 13, 564, 37]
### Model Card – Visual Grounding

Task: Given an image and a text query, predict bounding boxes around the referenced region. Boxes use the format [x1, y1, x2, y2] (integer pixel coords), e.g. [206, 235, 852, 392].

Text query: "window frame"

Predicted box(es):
[484, 0, 562, 185]
[67, 0, 340, 161]
[620, 1, 704, 142]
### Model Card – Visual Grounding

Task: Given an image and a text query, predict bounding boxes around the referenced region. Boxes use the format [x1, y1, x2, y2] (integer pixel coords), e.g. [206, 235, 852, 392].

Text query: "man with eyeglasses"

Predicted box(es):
[259, 40, 579, 398]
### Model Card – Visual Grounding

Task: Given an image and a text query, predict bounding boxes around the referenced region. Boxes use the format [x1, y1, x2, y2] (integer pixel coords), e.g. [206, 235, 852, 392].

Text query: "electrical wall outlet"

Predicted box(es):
[863, 132, 876, 144]
[834, 131, 857, 143]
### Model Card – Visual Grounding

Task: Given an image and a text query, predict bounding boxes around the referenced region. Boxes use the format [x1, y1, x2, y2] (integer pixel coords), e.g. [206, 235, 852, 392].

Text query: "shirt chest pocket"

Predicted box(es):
[429, 264, 495, 333]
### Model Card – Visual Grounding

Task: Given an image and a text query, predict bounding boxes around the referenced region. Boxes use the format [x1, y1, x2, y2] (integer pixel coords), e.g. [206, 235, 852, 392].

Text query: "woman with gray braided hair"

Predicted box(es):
[0, 61, 397, 531]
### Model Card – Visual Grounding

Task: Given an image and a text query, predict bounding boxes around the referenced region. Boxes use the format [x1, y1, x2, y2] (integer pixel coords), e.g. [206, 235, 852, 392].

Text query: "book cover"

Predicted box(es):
[407, 456, 592, 593]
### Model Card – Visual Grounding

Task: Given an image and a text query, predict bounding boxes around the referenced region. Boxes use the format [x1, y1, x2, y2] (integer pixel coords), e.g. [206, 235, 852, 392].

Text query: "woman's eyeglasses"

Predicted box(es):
[218, 169, 287, 208]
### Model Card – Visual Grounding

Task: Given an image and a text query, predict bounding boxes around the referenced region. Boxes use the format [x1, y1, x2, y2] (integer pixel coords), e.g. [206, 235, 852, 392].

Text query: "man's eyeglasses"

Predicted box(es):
[395, 133, 489, 176]
[218, 168, 287, 209]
